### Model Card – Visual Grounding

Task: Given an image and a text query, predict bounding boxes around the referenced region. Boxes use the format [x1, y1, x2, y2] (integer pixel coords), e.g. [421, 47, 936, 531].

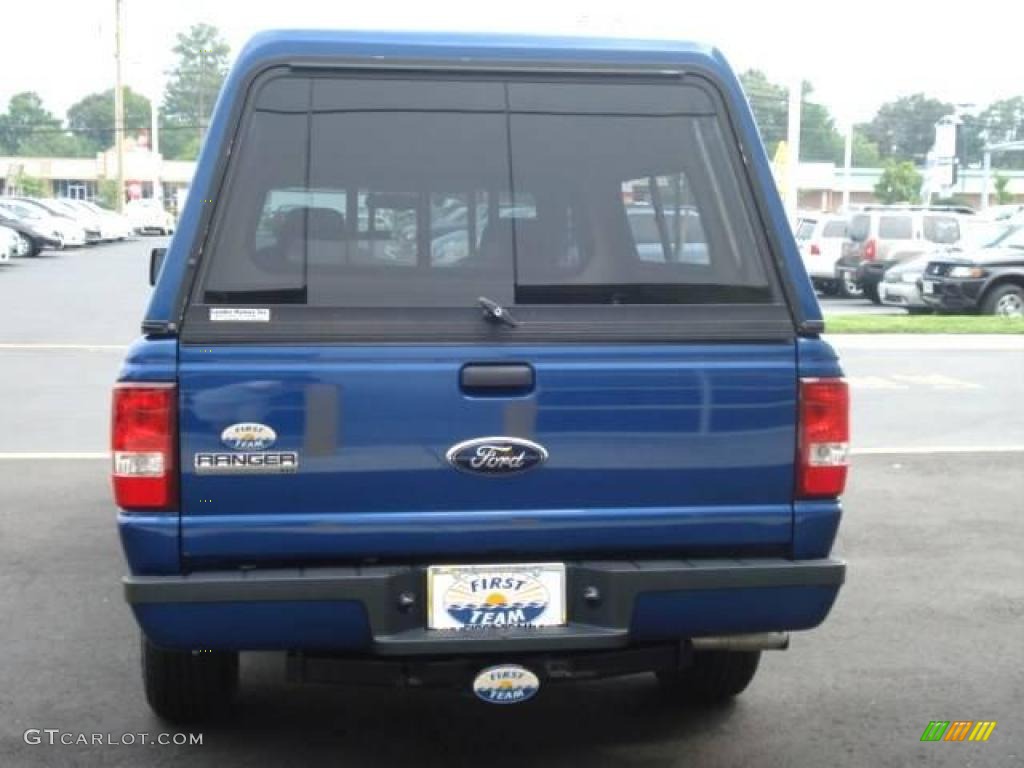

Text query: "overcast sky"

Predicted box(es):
[6, 0, 1020, 124]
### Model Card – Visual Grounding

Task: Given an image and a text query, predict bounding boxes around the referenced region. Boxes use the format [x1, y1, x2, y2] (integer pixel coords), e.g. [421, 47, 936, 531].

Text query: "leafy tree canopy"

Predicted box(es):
[0, 92, 87, 156]
[740, 71, 881, 167]
[861, 93, 953, 162]
[874, 161, 923, 203]
[160, 23, 230, 160]
[67, 87, 151, 155]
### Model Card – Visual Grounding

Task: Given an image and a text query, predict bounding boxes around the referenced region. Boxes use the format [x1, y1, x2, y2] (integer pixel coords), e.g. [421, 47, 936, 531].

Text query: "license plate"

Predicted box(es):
[427, 563, 566, 630]
[922, 280, 935, 295]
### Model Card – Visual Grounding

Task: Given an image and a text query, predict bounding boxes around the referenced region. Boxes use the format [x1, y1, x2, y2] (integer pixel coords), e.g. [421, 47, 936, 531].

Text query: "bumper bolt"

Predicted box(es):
[583, 586, 601, 604]
[397, 591, 416, 609]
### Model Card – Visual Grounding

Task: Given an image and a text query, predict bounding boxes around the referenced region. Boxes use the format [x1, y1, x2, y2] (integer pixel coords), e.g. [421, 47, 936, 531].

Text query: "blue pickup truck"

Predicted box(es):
[113, 30, 849, 722]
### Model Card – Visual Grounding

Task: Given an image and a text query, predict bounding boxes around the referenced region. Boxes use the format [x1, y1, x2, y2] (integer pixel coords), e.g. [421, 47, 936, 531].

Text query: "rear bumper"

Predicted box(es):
[855, 261, 890, 288]
[125, 557, 845, 653]
[880, 281, 926, 308]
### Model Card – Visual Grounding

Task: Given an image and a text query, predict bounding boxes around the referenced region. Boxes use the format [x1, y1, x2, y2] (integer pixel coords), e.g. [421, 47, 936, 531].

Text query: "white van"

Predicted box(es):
[794, 214, 858, 297]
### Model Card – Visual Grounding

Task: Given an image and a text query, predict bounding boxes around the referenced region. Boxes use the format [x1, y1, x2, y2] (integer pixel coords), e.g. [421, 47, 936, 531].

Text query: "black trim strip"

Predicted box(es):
[181, 303, 794, 344]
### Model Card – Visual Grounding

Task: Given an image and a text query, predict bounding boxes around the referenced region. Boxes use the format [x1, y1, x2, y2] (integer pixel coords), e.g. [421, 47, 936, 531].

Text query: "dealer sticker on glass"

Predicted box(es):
[428, 563, 566, 631]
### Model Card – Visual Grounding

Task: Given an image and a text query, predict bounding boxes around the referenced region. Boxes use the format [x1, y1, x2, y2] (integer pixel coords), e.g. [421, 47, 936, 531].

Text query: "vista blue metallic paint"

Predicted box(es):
[176, 343, 798, 563]
[117, 514, 180, 574]
[181, 507, 792, 567]
[116, 31, 847, 693]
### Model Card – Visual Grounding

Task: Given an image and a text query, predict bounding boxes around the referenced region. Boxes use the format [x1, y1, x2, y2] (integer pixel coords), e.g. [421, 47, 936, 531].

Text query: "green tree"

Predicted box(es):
[96, 179, 121, 209]
[7, 167, 50, 196]
[862, 94, 953, 162]
[798, 83, 844, 163]
[160, 23, 230, 160]
[993, 174, 1014, 204]
[0, 92, 86, 156]
[67, 87, 152, 155]
[852, 131, 883, 167]
[740, 70, 787, 155]
[739, 71, 859, 165]
[967, 97, 1024, 170]
[874, 161, 923, 203]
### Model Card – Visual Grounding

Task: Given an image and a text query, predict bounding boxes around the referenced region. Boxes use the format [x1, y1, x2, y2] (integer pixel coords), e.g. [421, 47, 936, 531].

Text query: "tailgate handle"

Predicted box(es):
[460, 364, 534, 394]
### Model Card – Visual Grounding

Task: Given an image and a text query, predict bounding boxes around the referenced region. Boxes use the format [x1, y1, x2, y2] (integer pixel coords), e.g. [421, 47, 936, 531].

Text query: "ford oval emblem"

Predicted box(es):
[446, 437, 548, 476]
[472, 664, 540, 704]
[221, 422, 277, 451]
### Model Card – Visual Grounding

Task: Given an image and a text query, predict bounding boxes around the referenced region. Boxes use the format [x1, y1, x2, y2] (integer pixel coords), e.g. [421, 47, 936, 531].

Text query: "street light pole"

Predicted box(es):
[982, 150, 991, 211]
[113, 0, 125, 212]
[842, 122, 853, 211]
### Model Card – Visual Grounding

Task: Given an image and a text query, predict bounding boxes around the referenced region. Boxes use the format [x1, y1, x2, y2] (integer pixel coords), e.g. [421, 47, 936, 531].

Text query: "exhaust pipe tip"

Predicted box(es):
[691, 632, 790, 652]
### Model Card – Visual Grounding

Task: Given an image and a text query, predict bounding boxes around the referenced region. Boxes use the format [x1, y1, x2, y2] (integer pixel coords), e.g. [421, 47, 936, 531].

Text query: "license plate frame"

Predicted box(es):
[427, 562, 567, 631]
[922, 280, 936, 295]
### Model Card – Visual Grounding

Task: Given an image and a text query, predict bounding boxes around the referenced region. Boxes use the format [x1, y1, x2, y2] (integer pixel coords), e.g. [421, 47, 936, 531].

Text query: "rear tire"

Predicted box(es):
[837, 274, 863, 299]
[657, 650, 761, 705]
[981, 284, 1024, 317]
[142, 636, 239, 724]
[817, 280, 839, 297]
[16, 234, 39, 257]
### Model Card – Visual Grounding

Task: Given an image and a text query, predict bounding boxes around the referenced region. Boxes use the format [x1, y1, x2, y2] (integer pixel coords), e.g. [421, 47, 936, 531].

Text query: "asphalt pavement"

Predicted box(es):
[0, 239, 1022, 766]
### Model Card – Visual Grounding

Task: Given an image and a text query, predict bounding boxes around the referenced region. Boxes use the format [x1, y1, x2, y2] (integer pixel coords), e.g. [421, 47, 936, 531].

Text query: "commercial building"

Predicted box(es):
[0, 138, 193, 208]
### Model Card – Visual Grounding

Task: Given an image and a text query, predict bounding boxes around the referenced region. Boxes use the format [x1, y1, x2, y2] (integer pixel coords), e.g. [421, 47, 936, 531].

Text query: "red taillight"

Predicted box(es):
[863, 239, 877, 261]
[809, 243, 821, 256]
[111, 383, 177, 510]
[797, 378, 850, 498]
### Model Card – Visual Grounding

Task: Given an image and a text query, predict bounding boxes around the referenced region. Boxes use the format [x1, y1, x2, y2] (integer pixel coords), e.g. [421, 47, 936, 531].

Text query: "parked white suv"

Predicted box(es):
[794, 214, 859, 297]
[837, 206, 968, 304]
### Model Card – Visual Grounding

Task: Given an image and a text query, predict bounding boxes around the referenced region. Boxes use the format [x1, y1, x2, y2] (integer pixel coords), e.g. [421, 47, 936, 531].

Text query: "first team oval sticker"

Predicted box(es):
[472, 665, 540, 704]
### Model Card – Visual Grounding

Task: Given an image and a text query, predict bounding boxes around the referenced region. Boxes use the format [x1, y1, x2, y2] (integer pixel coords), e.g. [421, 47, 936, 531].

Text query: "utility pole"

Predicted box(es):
[113, 0, 125, 212]
[842, 122, 853, 211]
[151, 92, 161, 201]
[784, 76, 802, 218]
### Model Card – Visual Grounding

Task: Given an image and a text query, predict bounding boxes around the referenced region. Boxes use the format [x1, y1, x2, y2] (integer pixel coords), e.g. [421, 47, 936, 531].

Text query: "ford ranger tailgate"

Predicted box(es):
[174, 72, 798, 565]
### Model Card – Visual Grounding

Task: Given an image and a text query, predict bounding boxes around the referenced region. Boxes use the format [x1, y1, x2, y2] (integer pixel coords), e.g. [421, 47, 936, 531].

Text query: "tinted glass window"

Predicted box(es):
[878, 215, 913, 240]
[848, 214, 870, 241]
[201, 76, 771, 307]
[204, 77, 512, 306]
[998, 225, 1024, 249]
[794, 219, 816, 240]
[923, 215, 960, 244]
[822, 220, 847, 238]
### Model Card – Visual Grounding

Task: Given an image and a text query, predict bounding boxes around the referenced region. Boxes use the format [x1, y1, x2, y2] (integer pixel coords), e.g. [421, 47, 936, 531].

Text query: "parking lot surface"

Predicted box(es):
[1, 240, 1022, 766]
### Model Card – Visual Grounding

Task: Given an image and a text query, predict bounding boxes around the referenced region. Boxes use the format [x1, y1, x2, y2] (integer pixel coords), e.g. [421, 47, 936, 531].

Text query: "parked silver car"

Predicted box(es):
[879, 254, 932, 312]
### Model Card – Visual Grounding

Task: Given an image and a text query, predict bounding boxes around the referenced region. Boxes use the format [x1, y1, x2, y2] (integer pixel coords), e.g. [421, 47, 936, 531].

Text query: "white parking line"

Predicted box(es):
[847, 374, 982, 391]
[0, 343, 127, 351]
[0, 452, 109, 460]
[828, 334, 1024, 351]
[852, 445, 1024, 456]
